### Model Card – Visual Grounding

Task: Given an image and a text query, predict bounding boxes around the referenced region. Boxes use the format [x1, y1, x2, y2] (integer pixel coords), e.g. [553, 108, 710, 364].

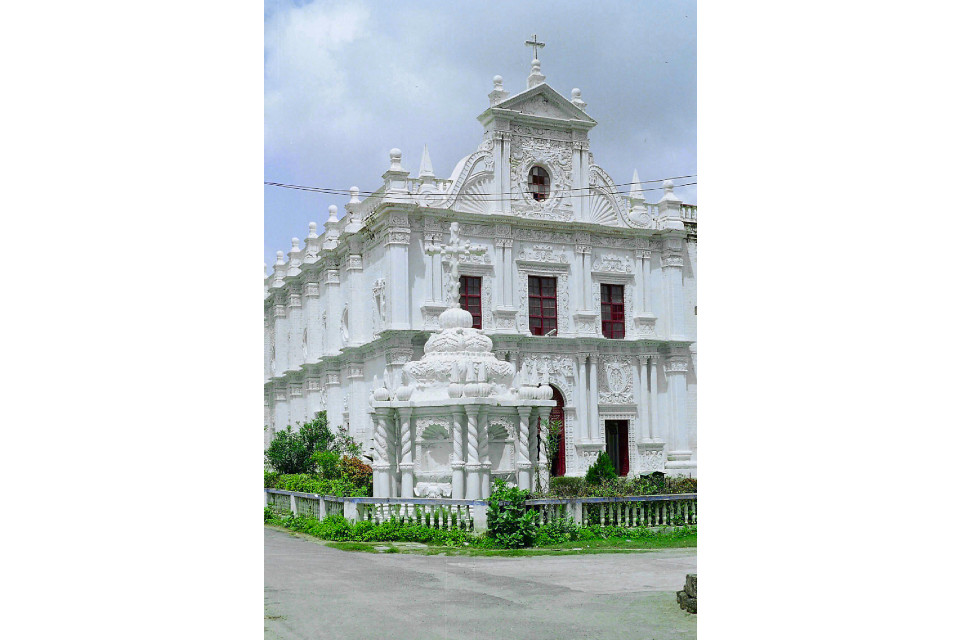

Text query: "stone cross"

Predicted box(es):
[525, 34, 545, 60]
[425, 221, 487, 307]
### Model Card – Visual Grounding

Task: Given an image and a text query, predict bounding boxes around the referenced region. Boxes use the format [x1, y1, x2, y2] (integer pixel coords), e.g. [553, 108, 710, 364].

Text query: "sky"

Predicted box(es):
[264, 0, 696, 267]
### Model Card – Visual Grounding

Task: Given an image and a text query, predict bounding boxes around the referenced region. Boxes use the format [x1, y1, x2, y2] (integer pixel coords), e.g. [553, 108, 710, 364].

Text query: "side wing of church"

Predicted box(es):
[265, 59, 697, 481]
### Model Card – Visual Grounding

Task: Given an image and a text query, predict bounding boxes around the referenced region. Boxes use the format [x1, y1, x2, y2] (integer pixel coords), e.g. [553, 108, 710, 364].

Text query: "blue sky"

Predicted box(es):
[264, 0, 696, 267]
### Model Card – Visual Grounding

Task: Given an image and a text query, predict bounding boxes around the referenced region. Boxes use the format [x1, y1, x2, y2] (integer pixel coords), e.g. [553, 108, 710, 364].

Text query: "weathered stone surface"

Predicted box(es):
[677, 573, 697, 614]
[685, 573, 697, 598]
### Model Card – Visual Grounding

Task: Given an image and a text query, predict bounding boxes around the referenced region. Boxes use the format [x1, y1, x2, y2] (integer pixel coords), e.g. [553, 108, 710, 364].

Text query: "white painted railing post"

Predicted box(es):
[474, 502, 488, 533]
[566, 500, 583, 525]
[290, 494, 298, 516]
[343, 500, 358, 523]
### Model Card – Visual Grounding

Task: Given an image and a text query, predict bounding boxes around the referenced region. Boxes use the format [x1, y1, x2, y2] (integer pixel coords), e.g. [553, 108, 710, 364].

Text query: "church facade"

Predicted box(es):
[264, 58, 697, 478]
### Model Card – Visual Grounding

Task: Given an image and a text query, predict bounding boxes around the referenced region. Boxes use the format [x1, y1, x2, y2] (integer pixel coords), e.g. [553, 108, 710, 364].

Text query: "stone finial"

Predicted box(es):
[327, 204, 338, 223]
[307, 222, 318, 238]
[389, 148, 404, 172]
[571, 88, 587, 110]
[527, 58, 546, 89]
[488, 74, 510, 106]
[418, 145, 434, 179]
[349, 186, 360, 204]
[275, 250, 284, 265]
[658, 179, 681, 204]
[291, 237, 300, 251]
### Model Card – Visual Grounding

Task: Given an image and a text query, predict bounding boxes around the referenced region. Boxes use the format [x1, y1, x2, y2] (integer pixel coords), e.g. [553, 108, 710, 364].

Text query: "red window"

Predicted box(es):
[600, 283, 625, 339]
[459, 276, 482, 329]
[528, 276, 557, 336]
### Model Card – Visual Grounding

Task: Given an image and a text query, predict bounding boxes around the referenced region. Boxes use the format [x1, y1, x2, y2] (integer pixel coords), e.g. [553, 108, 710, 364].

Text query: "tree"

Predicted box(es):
[584, 451, 617, 485]
[265, 412, 335, 474]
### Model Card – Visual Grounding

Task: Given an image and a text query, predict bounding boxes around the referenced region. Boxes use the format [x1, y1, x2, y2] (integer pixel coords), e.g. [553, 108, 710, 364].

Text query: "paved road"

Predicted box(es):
[265, 526, 696, 640]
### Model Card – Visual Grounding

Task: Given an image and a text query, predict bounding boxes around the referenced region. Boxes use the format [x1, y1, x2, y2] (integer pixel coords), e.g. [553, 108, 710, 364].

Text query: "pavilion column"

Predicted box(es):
[398, 408, 414, 498]
[516, 406, 533, 491]
[665, 356, 693, 465]
[373, 409, 390, 497]
[502, 134, 512, 216]
[589, 354, 600, 442]
[465, 406, 481, 499]
[451, 408, 466, 499]
[537, 407, 552, 490]
[273, 385, 289, 433]
[425, 235, 438, 303]
[479, 406, 491, 498]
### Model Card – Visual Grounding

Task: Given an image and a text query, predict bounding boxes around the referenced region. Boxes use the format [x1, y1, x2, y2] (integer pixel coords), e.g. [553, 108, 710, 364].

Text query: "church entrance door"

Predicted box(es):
[604, 420, 629, 476]
[549, 385, 565, 477]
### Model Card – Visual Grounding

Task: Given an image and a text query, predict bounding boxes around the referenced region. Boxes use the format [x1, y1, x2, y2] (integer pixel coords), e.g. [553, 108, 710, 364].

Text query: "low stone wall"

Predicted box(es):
[677, 573, 697, 614]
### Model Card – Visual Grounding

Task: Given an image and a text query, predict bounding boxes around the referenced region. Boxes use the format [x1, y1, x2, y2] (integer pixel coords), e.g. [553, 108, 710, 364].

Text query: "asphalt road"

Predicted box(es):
[264, 526, 696, 640]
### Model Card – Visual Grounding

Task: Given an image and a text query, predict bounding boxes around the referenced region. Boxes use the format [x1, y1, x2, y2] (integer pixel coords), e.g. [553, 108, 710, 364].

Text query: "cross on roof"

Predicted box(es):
[525, 34, 545, 60]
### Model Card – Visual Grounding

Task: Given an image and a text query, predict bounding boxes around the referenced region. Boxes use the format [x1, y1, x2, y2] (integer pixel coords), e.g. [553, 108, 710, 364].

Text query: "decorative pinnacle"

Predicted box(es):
[629, 169, 645, 202]
[327, 204, 338, 223]
[571, 88, 586, 110]
[349, 186, 360, 204]
[493, 75, 503, 91]
[275, 250, 284, 265]
[418, 145, 434, 179]
[308, 222, 318, 238]
[291, 237, 300, 251]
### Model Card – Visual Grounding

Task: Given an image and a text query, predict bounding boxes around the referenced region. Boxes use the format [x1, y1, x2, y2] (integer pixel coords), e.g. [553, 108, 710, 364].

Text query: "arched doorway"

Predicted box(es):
[549, 385, 566, 477]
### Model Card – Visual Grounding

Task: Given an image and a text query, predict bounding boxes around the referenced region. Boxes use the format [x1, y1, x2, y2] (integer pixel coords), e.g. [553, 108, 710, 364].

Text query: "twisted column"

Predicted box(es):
[372, 409, 389, 497]
[478, 406, 491, 498]
[516, 406, 532, 491]
[398, 408, 414, 498]
[451, 408, 465, 499]
[465, 406, 481, 499]
[537, 407, 551, 490]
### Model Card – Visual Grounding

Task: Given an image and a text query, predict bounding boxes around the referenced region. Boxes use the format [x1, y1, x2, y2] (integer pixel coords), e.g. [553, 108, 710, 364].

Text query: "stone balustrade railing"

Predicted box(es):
[266, 489, 696, 533]
[679, 204, 697, 222]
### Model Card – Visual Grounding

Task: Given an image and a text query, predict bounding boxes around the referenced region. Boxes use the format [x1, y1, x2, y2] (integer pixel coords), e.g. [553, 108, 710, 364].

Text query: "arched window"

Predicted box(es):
[528, 166, 550, 201]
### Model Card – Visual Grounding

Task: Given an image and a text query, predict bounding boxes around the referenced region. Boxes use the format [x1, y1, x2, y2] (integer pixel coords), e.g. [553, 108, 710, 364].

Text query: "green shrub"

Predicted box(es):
[264, 470, 280, 489]
[547, 476, 588, 497]
[311, 450, 341, 479]
[266, 473, 370, 497]
[534, 517, 580, 545]
[584, 452, 617, 485]
[486, 479, 536, 548]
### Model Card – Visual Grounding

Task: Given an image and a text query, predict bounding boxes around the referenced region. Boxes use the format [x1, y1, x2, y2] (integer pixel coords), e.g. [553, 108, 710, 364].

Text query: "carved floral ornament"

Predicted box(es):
[517, 244, 568, 264]
[600, 358, 633, 404]
[415, 418, 451, 441]
[592, 254, 633, 273]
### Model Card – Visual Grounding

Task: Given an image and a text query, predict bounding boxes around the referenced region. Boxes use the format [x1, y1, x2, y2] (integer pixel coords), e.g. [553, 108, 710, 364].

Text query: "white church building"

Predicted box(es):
[265, 54, 697, 481]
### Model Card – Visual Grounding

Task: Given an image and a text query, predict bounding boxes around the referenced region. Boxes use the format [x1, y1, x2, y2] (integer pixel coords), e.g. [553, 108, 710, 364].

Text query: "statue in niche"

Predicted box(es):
[372, 278, 386, 334]
[320, 311, 327, 352]
[340, 304, 349, 346]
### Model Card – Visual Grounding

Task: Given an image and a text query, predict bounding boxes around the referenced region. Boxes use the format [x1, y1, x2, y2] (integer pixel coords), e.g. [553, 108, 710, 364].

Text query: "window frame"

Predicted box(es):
[600, 283, 626, 339]
[527, 166, 551, 202]
[527, 275, 558, 336]
[459, 275, 482, 329]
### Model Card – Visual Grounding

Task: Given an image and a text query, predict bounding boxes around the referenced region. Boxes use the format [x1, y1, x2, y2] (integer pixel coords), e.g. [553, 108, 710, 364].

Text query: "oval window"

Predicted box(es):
[528, 166, 550, 201]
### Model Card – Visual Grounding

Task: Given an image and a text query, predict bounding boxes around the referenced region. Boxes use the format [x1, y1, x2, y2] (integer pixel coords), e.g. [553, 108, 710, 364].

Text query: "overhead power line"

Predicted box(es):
[264, 173, 697, 203]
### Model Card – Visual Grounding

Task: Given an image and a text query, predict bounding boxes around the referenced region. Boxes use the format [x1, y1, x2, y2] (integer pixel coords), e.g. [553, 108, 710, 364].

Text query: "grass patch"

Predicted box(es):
[326, 541, 399, 553]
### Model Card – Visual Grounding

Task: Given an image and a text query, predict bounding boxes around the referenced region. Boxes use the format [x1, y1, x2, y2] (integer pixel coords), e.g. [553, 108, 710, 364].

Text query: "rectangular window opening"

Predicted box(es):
[459, 275, 482, 329]
[600, 283, 625, 339]
[527, 275, 558, 336]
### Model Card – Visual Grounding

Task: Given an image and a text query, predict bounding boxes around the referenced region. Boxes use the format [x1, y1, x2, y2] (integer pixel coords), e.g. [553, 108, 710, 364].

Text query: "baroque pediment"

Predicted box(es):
[490, 84, 597, 125]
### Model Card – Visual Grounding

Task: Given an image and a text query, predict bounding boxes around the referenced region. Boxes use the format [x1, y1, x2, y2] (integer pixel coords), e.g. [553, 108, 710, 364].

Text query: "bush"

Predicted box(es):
[486, 479, 536, 548]
[267, 473, 370, 497]
[338, 456, 373, 489]
[312, 450, 341, 479]
[584, 452, 617, 485]
[265, 413, 335, 474]
[534, 517, 581, 545]
[548, 476, 588, 497]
